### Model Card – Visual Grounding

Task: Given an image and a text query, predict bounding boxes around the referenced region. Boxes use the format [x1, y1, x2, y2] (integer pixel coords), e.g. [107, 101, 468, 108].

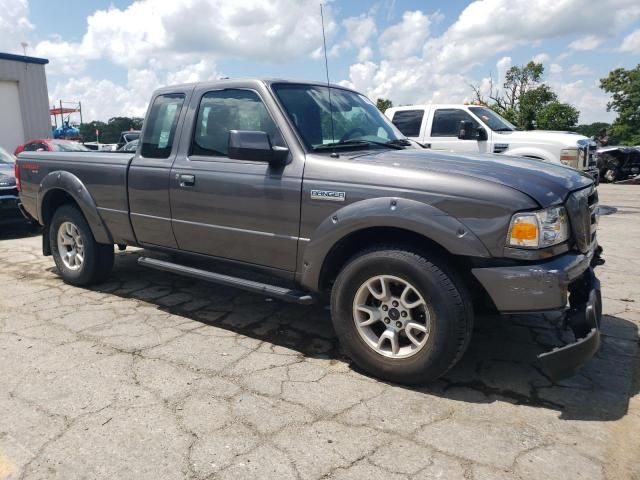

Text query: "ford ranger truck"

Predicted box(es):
[386, 104, 599, 180]
[16, 79, 603, 384]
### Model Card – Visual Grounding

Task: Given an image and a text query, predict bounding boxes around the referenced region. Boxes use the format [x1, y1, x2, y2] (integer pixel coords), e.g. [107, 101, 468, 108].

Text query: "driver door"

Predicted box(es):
[169, 87, 303, 272]
[426, 108, 488, 153]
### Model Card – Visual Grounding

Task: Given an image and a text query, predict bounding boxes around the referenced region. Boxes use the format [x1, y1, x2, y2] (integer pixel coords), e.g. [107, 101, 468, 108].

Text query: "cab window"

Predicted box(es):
[391, 110, 424, 137]
[191, 89, 283, 158]
[431, 109, 479, 137]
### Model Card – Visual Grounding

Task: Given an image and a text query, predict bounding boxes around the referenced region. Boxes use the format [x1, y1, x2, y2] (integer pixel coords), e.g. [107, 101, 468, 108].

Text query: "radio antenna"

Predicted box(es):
[320, 3, 336, 144]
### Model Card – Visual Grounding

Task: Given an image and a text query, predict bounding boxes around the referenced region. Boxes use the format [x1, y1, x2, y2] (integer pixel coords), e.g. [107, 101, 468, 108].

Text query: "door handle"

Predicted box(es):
[178, 174, 195, 187]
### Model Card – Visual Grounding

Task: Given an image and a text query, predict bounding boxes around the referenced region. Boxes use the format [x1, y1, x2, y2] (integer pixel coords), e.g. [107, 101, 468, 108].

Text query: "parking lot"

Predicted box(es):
[0, 184, 638, 480]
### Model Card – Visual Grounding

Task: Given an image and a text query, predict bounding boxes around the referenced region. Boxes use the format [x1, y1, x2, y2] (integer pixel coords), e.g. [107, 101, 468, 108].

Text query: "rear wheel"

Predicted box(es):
[50, 204, 114, 286]
[330, 247, 473, 384]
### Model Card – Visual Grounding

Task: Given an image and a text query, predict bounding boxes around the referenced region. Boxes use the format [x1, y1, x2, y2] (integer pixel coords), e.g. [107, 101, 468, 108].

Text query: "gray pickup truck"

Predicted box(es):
[17, 79, 603, 384]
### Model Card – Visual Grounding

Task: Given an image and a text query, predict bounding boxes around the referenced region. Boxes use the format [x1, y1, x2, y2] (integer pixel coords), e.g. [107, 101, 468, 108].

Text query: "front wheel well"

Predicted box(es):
[317, 226, 496, 313]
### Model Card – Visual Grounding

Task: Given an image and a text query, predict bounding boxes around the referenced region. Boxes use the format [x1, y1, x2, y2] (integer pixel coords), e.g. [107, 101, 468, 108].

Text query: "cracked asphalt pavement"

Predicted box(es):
[1, 184, 639, 480]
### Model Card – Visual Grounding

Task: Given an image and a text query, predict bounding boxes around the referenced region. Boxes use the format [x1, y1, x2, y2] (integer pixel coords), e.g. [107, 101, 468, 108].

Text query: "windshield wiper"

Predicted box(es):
[314, 139, 404, 151]
[386, 138, 412, 147]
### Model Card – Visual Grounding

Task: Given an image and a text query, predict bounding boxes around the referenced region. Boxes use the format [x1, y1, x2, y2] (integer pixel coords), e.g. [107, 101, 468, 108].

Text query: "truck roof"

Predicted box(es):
[387, 104, 487, 112]
[153, 78, 360, 95]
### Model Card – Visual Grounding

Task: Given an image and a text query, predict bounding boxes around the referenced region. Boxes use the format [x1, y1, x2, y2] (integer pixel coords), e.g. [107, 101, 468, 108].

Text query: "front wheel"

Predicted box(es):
[50, 204, 114, 286]
[330, 248, 473, 384]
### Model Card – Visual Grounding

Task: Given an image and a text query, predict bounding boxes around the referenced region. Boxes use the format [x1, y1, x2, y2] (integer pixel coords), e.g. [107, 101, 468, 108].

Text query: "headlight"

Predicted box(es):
[507, 206, 569, 249]
[560, 148, 578, 168]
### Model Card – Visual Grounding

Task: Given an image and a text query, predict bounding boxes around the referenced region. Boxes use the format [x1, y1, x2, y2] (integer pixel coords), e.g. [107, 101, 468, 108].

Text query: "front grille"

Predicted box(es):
[577, 139, 598, 169]
[566, 186, 598, 253]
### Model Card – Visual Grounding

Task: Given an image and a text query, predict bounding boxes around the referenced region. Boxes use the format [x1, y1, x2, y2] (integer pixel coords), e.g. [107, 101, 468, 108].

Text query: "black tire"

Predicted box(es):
[330, 247, 473, 385]
[49, 204, 114, 286]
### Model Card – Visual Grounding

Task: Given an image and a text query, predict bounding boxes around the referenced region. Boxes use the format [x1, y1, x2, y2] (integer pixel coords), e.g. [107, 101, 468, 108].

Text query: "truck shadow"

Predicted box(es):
[88, 249, 638, 423]
[0, 219, 41, 240]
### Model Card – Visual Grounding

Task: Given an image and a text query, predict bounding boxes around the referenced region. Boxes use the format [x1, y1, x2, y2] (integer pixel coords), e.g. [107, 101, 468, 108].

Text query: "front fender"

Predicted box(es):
[38, 171, 112, 244]
[299, 197, 491, 291]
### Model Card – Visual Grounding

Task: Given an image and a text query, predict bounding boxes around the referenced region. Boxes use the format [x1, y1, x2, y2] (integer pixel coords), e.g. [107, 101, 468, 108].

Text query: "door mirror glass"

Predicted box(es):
[458, 121, 476, 140]
[228, 130, 289, 165]
[477, 127, 488, 141]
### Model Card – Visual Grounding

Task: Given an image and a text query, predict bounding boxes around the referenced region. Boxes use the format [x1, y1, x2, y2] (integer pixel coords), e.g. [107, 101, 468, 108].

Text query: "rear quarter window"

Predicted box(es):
[141, 94, 185, 159]
[391, 110, 424, 137]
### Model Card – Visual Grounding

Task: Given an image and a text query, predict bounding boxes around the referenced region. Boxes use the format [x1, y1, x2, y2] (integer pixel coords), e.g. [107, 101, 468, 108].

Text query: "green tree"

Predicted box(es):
[376, 98, 393, 113]
[471, 62, 579, 131]
[515, 84, 557, 129]
[535, 101, 580, 131]
[575, 122, 611, 139]
[79, 120, 107, 143]
[78, 117, 143, 143]
[600, 64, 640, 145]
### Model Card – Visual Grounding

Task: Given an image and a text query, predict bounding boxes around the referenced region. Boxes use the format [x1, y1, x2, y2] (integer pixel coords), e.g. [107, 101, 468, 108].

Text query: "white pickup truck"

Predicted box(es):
[385, 104, 598, 178]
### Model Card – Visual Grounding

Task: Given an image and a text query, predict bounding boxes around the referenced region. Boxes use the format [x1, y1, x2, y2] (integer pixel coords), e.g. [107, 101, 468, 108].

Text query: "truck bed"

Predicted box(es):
[18, 151, 135, 244]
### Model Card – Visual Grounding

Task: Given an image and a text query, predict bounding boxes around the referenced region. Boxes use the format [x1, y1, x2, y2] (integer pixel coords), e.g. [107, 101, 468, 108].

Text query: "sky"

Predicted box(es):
[1, 0, 639, 124]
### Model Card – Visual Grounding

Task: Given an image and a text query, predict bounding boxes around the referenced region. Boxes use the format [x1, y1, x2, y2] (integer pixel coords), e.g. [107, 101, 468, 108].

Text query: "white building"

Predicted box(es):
[0, 52, 51, 153]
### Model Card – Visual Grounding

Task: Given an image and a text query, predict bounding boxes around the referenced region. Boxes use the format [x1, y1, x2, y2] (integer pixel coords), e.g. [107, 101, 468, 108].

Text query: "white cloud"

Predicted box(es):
[619, 29, 640, 53]
[164, 60, 219, 85]
[33, 0, 336, 73]
[568, 35, 604, 51]
[568, 64, 592, 76]
[424, 0, 639, 72]
[379, 10, 433, 58]
[532, 53, 551, 64]
[26, 0, 338, 121]
[357, 46, 373, 62]
[343, 0, 639, 124]
[549, 63, 563, 74]
[33, 39, 88, 75]
[48, 60, 220, 122]
[16, 0, 638, 125]
[343, 15, 377, 48]
[552, 79, 615, 124]
[496, 57, 512, 84]
[0, 0, 33, 53]
[48, 75, 150, 122]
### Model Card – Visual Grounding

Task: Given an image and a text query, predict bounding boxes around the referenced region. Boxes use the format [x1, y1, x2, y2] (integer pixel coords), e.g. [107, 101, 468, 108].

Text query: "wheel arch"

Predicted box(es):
[38, 171, 112, 245]
[298, 197, 492, 295]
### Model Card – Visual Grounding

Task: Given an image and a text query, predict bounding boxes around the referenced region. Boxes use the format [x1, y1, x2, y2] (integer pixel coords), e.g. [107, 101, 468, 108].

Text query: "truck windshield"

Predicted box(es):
[272, 83, 407, 151]
[468, 106, 517, 132]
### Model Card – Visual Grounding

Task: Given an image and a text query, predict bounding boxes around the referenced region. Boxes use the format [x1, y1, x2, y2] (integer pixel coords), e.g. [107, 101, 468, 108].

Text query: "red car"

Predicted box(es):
[14, 139, 90, 155]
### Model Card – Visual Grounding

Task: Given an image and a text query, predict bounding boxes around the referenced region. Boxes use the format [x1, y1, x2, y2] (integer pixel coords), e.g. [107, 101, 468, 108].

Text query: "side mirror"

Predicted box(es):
[228, 130, 289, 166]
[458, 121, 487, 141]
[458, 121, 476, 140]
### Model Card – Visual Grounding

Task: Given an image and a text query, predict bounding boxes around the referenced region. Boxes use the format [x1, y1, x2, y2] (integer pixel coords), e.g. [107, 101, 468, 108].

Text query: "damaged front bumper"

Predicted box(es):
[538, 264, 602, 381]
[473, 244, 605, 381]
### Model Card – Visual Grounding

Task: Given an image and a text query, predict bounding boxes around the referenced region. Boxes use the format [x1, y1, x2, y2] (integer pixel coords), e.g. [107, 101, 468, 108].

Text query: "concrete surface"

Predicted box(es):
[1, 184, 638, 480]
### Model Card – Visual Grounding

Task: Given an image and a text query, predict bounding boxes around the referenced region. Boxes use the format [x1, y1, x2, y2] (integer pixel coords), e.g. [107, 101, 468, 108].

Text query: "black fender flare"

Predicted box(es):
[299, 196, 491, 291]
[37, 170, 112, 244]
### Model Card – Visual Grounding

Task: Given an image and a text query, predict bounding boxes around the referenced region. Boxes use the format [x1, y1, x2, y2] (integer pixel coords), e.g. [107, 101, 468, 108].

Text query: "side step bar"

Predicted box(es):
[137, 256, 315, 305]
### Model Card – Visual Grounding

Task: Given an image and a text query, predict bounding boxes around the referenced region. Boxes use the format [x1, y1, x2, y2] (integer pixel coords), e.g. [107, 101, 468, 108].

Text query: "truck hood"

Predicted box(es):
[349, 149, 593, 207]
[494, 129, 588, 147]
